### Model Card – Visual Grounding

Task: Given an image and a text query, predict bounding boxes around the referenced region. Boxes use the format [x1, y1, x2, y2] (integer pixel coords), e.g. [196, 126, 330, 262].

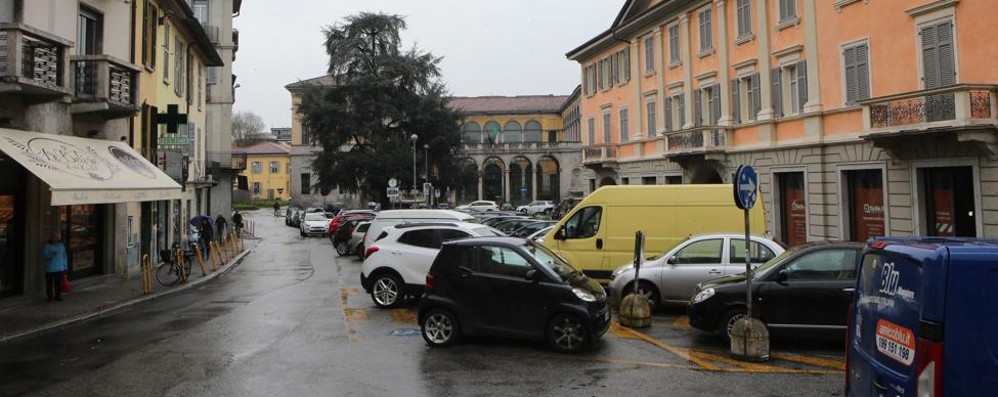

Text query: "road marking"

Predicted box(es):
[390, 309, 417, 323]
[610, 323, 720, 370]
[771, 353, 846, 371]
[339, 288, 363, 343]
[672, 316, 691, 330]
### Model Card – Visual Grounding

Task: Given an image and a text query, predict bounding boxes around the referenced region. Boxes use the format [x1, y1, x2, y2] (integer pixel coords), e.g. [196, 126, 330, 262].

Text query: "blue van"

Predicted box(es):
[846, 237, 998, 396]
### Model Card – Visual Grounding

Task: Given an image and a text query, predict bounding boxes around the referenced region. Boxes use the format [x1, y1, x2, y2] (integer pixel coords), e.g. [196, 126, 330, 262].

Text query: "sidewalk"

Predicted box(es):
[0, 238, 259, 345]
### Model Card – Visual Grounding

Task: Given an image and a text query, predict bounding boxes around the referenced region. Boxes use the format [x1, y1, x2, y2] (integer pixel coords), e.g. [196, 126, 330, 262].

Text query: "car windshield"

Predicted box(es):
[304, 214, 326, 221]
[748, 247, 798, 277]
[523, 241, 581, 281]
[470, 226, 505, 237]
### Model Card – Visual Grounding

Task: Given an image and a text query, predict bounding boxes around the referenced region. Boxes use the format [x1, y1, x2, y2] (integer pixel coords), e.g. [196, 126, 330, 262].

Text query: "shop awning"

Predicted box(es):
[0, 128, 182, 205]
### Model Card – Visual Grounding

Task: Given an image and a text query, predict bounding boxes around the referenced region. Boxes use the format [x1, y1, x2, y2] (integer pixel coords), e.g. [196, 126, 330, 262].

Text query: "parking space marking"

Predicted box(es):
[610, 323, 720, 370]
[672, 316, 691, 330]
[340, 288, 363, 343]
[771, 353, 845, 371]
[390, 309, 417, 323]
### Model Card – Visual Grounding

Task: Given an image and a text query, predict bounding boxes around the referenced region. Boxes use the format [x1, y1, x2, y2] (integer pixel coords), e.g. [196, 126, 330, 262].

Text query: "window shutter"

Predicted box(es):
[665, 97, 674, 131]
[624, 49, 631, 82]
[921, 24, 939, 89]
[731, 79, 741, 124]
[797, 60, 808, 113]
[772, 68, 783, 118]
[751, 74, 761, 118]
[844, 46, 857, 104]
[678, 93, 686, 127]
[779, 0, 787, 21]
[646, 100, 657, 137]
[694, 89, 703, 126]
[711, 85, 721, 125]
[856, 44, 870, 101]
[937, 21, 955, 86]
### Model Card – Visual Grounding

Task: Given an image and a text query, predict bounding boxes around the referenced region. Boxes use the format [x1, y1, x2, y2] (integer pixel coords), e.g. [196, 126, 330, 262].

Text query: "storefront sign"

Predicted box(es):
[933, 188, 954, 236]
[782, 185, 807, 246]
[854, 188, 885, 241]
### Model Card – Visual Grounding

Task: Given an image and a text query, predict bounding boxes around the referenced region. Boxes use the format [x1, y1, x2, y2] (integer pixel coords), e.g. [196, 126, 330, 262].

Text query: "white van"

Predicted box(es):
[361, 210, 477, 254]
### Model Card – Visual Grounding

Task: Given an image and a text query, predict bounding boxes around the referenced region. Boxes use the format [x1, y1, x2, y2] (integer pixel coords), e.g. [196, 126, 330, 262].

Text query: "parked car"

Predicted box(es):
[361, 209, 477, 255]
[327, 210, 377, 237]
[509, 221, 557, 238]
[527, 225, 555, 242]
[332, 217, 369, 256]
[687, 241, 863, 342]
[360, 222, 504, 308]
[286, 207, 303, 227]
[481, 215, 525, 227]
[455, 200, 499, 212]
[346, 221, 371, 259]
[847, 237, 998, 396]
[417, 237, 610, 353]
[300, 212, 332, 237]
[516, 200, 555, 215]
[492, 218, 544, 235]
[609, 234, 784, 310]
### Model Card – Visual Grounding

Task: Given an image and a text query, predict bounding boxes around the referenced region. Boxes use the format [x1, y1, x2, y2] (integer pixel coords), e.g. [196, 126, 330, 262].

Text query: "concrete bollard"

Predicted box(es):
[730, 317, 770, 361]
[141, 254, 152, 294]
[618, 293, 652, 328]
[194, 245, 209, 276]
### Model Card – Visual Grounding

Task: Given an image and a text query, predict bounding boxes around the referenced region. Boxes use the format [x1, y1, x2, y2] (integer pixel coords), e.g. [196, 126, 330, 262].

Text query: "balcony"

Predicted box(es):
[70, 55, 140, 118]
[462, 141, 582, 156]
[582, 144, 618, 170]
[860, 85, 998, 158]
[664, 126, 730, 162]
[205, 151, 247, 171]
[201, 23, 220, 44]
[0, 23, 72, 97]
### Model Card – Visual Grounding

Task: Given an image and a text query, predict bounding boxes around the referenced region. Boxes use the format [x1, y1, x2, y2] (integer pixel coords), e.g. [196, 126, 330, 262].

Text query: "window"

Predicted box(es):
[563, 206, 602, 239]
[584, 64, 597, 96]
[668, 25, 680, 65]
[398, 230, 439, 249]
[672, 239, 722, 264]
[777, 172, 807, 246]
[192, 0, 208, 23]
[163, 23, 170, 83]
[207, 66, 219, 85]
[920, 20, 955, 89]
[665, 175, 683, 184]
[524, 121, 543, 143]
[141, 1, 158, 68]
[602, 110, 611, 144]
[619, 108, 629, 142]
[842, 43, 870, 105]
[616, 48, 631, 84]
[778, 0, 798, 23]
[644, 35, 655, 74]
[621, 177, 630, 185]
[732, 74, 761, 124]
[251, 161, 261, 174]
[77, 6, 102, 55]
[174, 38, 185, 96]
[642, 176, 657, 185]
[269, 161, 279, 173]
[921, 166, 976, 237]
[301, 173, 311, 193]
[665, 93, 685, 131]
[504, 121, 522, 143]
[698, 8, 713, 53]
[782, 249, 858, 280]
[736, 0, 752, 38]
[694, 85, 720, 126]
[599, 56, 612, 91]
[729, 240, 776, 263]
[844, 169, 885, 242]
[252, 182, 261, 194]
[474, 246, 534, 278]
[197, 65, 203, 109]
[645, 96, 657, 137]
[772, 61, 807, 118]
[439, 229, 472, 243]
[587, 117, 596, 145]
[462, 122, 482, 144]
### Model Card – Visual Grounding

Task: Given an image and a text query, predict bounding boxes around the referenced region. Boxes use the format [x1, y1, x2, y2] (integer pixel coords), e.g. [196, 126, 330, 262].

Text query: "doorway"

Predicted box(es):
[921, 166, 976, 237]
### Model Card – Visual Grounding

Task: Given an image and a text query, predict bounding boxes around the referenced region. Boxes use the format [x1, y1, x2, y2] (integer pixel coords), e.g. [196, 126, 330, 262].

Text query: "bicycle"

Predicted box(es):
[155, 244, 193, 286]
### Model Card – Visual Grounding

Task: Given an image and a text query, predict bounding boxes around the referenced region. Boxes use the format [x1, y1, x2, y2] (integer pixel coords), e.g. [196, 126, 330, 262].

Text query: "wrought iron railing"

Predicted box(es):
[582, 144, 618, 163]
[206, 151, 247, 171]
[0, 25, 68, 90]
[463, 141, 582, 153]
[862, 84, 996, 130]
[70, 56, 137, 107]
[665, 127, 728, 153]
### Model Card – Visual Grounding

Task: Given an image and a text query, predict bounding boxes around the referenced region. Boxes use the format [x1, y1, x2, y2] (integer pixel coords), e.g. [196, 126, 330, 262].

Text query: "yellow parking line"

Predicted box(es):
[672, 316, 691, 330]
[772, 353, 846, 371]
[688, 350, 787, 372]
[340, 288, 363, 343]
[390, 309, 417, 323]
[610, 323, 720, 371]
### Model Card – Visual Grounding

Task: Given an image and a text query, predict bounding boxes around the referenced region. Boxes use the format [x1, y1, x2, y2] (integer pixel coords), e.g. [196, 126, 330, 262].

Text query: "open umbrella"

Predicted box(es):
[189, 215, 214, 226]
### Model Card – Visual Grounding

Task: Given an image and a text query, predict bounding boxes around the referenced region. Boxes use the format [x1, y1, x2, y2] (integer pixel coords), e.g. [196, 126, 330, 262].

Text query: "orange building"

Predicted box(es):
[568, 0, 998, 245]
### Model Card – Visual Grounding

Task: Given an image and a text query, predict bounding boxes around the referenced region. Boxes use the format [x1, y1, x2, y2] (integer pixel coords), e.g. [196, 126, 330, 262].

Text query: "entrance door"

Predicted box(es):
[923, 166, 976, 237]
[0, 159, 23, 297]
[777, 172, 807, 246]
[845, 169, 885, 242]
[60, 205, 103, 279]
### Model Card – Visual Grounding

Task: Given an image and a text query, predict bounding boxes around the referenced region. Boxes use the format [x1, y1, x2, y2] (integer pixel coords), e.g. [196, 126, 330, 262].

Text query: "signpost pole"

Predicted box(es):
[731, 165, 769, 362]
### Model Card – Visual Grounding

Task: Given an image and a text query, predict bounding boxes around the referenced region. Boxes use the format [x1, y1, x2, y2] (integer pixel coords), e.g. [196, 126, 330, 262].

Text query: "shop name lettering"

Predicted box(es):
[791, 201, 805, 211]
[879, 262, 915, 299]
[864, 204, 884, 214]
[877, 322, 912, 347]
[37, 146, 102, 173]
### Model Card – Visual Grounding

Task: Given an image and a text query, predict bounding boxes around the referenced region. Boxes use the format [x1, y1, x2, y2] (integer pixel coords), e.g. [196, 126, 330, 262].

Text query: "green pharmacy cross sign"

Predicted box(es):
[154, 104, 188, 134]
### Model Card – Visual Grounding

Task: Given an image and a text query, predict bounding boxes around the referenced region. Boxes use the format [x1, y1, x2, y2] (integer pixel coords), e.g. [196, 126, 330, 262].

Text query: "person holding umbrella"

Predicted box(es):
[199, 218, 214, 257]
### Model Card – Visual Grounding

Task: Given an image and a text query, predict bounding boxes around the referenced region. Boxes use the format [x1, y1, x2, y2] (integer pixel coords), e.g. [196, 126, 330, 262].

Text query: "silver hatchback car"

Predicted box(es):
[608, 233, 784, 310]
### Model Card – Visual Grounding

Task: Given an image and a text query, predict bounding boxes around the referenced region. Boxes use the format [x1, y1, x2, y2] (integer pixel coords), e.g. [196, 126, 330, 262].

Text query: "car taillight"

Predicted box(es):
[916, 337, 943, 397]
[425, 274, 434, 291]
[364, 245, 379, 259]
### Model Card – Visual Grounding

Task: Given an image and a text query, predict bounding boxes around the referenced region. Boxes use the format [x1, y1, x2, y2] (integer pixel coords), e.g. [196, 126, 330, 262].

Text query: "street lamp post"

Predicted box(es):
[423, 143, 430, 207]
[410, 134, 418, 202]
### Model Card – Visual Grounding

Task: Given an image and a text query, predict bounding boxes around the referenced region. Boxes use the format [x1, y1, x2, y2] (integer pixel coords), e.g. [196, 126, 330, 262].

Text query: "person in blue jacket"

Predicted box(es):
[43, 232, 68, 302]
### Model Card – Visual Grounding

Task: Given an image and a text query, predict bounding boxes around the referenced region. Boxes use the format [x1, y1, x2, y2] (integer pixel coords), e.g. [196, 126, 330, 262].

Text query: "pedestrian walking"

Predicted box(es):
[200, 218, 214, 256]
[43, 232, 68, 302]
[232, 211, 243, 238]
[215, 214, 227, 237]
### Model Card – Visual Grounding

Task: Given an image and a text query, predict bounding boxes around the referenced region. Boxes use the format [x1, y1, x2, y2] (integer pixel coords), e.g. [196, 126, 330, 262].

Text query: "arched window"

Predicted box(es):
[524, 121, 543, 142]
[462, 122, 482, 144]
[483, 121, 501, 144]
[504, 121, 522, 143]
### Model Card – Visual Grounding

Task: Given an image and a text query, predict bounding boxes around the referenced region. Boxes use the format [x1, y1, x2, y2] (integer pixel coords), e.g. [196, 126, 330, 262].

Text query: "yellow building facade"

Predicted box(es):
[234, 142, 292, 201]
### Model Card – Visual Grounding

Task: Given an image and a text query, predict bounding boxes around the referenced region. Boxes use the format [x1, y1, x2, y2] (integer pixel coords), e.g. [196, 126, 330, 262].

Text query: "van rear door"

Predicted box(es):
[847, 250, 926, 396]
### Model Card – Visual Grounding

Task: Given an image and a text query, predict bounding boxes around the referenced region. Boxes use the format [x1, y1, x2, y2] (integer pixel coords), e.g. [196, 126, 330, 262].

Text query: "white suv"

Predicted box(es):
[360, 222, 504, 308]
[455, 200, 499, 212]
[516, 200, 555, 215]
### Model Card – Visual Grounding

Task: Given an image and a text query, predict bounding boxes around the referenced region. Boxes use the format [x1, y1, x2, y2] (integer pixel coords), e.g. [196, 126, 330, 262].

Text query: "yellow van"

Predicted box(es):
[541, 185, 766, 282]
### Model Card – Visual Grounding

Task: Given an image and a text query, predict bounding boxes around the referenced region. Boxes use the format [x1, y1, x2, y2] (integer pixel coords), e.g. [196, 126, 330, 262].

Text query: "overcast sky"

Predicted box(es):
[232, 0, 625, 129]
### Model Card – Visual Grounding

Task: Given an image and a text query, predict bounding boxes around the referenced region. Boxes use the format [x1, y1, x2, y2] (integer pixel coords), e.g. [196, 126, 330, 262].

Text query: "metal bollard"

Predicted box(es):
[194, 245, 209, 276]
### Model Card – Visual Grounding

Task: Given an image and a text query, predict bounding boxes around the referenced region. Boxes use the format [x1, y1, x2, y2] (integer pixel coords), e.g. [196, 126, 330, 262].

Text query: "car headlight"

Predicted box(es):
[691, 288, 715, 304]
[572, 287, 596, 302]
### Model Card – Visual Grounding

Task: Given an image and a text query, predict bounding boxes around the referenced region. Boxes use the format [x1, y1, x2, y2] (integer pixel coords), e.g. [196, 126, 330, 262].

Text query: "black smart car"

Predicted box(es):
[687, 241, 864, 341]
[417, 237, 610, 353]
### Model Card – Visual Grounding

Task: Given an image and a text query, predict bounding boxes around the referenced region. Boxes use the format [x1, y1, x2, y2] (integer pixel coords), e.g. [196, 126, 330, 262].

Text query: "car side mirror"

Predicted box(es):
[554, 226, 567, 240]
[666, 256, 678, 265]
[775, 269, 789, 283]
[525, 269, 541, 282]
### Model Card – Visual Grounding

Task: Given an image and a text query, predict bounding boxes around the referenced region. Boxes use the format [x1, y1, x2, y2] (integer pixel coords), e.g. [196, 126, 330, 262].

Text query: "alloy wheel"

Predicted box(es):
[372, 276, 400, 307]
[550, 315, 587, 352]
[423, 313, 454, 345]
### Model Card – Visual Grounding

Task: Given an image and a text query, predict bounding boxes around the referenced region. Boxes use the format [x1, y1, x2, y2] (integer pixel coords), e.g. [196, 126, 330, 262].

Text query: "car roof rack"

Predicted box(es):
[392, 222, 462, 229]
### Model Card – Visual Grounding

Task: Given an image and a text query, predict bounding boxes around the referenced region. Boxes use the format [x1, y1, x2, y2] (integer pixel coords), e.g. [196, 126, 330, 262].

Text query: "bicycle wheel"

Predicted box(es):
[155, 263, 181, 286]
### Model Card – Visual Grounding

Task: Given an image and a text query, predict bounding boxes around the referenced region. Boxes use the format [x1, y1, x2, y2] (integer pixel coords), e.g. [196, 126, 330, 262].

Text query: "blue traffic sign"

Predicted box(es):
[734, 165, 758, 210]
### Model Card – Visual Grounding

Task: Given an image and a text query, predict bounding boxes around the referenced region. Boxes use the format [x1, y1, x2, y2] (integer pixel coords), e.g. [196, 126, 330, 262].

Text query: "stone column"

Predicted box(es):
[504, 169, 511, 205]
[715, 0, 732, 126]
[531, 168, 539, 201]
[632, 38, 644, 140]
[654, 29, 666, 136]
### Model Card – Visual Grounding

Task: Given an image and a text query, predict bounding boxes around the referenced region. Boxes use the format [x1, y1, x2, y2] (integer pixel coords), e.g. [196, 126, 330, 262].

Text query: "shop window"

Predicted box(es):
[921, 166, 976, 237]
[777, 172, 807, 246]
[844, 169, 885, 242]
[59, 205, 103, 278]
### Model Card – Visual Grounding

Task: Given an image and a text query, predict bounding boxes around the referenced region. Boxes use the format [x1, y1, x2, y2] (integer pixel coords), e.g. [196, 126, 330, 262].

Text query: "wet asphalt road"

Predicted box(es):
[0, 211, 845, 396]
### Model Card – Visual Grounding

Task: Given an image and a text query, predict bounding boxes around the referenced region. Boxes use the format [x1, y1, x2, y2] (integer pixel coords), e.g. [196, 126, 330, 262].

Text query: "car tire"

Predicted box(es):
[720, 307, 748, 343]
[370, 272, 403, 308]
[623, 281, 660, 312]
[519, 208, 528, 214]
[422, 308, 460, 347]
[335, 241, 350, 256]
[547, 313, 590, 353]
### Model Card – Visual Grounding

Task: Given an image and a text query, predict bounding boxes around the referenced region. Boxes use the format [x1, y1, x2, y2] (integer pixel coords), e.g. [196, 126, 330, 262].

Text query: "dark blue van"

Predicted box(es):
[847, 237, 998, 396]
